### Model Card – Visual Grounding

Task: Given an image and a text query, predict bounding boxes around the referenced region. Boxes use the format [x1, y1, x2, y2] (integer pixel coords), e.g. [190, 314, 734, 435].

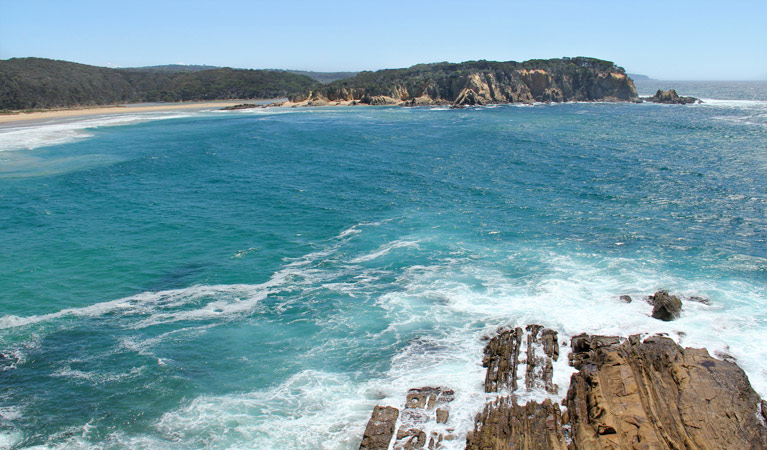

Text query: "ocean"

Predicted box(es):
[1, 81, 766, 449]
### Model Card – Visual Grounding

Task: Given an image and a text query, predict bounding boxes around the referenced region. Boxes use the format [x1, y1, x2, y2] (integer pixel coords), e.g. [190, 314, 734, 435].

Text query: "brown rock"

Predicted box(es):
[650, 290, 683, 321]
[359, 406, 399, 450]
[619, 295, 632, 303]
[465, 397, 568, 450]
[435, 408, 448, 424]
[393, 428, 426, 450]
[541, 328, 559, 361]
[565, 334, 767, 449]
[650, 89, 700, 104]
[482, 327, 522, 392]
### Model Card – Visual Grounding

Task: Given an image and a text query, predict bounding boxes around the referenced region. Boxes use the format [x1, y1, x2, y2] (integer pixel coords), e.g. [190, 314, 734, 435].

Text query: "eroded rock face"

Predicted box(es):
[300, 58, 638, 107]
[482, 325, 560, 395]
[650, 290, 682, 321]
[359, 406, 399, 450]
[465, 398, 567, 450]
[358, 387, 456, 450]
[650, 89, 700, 104]
[565, 334, 767, 449]
[471, 330, 767, 449]
[359, 325, 767, 449]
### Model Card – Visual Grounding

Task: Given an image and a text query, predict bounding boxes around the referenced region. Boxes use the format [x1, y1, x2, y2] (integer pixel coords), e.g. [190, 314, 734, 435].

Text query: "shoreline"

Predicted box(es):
[0, 100, 278, 125]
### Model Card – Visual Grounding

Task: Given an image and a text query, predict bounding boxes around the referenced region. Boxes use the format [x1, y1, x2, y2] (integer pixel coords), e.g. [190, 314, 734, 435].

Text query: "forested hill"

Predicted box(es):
[0, 58, 321, 110]
[297, 57, 638, 106]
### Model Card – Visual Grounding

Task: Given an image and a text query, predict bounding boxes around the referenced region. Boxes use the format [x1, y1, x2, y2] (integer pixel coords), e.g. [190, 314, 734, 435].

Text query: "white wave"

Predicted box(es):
[154, 370, 371, 450]
[0, 221, 378, 331]
[376, 250, 767, 399]
[51, 365, 145, 385]
[697, 98, 767, 108]
[349, 240, 419, 263]
[0, 113, 194, 152]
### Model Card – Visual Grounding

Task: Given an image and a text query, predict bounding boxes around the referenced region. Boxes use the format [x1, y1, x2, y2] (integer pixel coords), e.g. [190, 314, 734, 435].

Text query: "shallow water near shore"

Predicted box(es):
[1, 82, 766, 449]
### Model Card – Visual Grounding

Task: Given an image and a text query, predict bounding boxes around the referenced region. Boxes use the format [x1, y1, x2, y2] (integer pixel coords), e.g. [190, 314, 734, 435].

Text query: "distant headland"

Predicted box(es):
[1, 57, 700, 113]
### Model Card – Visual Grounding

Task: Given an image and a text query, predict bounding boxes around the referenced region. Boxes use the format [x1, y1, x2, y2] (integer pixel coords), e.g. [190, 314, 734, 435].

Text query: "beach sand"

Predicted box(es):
[0, 101, 255, 125]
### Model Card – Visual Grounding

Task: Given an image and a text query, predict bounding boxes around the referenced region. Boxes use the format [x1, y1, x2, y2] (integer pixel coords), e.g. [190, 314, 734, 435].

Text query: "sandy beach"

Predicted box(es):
[0, 101, 258, 125]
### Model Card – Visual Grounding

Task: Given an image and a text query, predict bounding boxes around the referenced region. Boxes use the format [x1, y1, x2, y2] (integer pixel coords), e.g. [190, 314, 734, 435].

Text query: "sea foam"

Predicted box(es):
[0, 113, 194, 151]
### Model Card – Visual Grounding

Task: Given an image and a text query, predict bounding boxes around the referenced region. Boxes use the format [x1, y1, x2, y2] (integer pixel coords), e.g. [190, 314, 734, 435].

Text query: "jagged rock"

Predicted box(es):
[650, 89, 700, 104]
[482, 327, 522, 392]
[540, 328, 559, 361]
[304, 58, 638, 107]
[362, 95, 398, 106]
[219, 103, 260, 111]
[465, 397, 568, 450]
[394, 428, 426, 450]
[619, 295, 632, 303]
[435, 408, 448, 424]
[483, 326, 560, 395]
[569, 334, 622, 369]
[650, 290, 683, 321]
[387, 387, 454, 450]
[688, 295, 712, 305]
[525, 325, 558, 394]
[566, 334, 767, 449]
[359, 406, 399, 450]
[360, 326, 767, 449]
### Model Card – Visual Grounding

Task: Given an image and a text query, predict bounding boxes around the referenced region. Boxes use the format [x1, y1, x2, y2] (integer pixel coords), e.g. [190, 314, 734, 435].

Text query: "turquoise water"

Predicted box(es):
[1, 85, 766, 449]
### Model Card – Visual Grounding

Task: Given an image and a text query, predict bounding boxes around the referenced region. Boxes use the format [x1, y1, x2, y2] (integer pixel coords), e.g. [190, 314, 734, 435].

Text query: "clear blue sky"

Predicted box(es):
[1, 0, 765, 80]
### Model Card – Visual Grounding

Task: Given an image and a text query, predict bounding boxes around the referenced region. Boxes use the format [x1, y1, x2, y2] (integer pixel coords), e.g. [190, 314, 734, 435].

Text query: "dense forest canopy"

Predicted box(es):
[0, 58, 321, 110]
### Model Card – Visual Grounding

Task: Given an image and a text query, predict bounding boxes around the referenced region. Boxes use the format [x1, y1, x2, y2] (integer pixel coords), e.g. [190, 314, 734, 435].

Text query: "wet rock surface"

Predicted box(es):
[466, 398, 567, 450]
[359, 387, 456, 450]
[360, 321, 767, 449]
[564, 334, 767, 449]
[650, 290, 683, 321]
[647, 88, 701, 104]
[359, 406, 399, 450]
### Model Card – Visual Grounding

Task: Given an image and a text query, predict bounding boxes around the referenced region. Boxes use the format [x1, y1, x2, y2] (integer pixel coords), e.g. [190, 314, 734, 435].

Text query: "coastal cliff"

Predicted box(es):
[358, 314, 767, 448]
[290, 58, 638, 107]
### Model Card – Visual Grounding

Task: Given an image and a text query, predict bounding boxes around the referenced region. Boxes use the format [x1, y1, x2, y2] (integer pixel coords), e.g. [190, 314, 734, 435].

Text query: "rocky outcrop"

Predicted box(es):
[649, 290, 683, 321]
[564, 334, 767, 449]
[291, 57, 639, 107]
[359, 387, 457, 450]
[359, 324, 767, 449]
[646, 89, 701, 104]
[466, 398, 567, 450]
[360, 406, 399, 450]
[482, 325, 560, 395]
[470, 331, 767, 449]
[219, 103, 262, 110]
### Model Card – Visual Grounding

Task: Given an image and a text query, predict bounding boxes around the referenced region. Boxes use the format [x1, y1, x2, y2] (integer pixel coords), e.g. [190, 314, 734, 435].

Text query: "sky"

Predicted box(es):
[1, 0, 765, 80]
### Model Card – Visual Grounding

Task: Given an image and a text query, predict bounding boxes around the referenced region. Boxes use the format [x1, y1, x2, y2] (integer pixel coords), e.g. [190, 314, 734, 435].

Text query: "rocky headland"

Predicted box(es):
[358, 291, 767, 449]
[284, 57, 639, 108]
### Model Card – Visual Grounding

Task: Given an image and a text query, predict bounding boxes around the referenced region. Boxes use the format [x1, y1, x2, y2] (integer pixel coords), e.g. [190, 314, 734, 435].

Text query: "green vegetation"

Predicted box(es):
[0, 58, 321, 110]
[281, 70, 359, 84]
[312, 57, 627, 101]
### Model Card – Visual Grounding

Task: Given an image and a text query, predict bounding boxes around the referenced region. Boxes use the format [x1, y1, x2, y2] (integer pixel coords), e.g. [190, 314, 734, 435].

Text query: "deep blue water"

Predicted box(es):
[1, 83, 766, 449]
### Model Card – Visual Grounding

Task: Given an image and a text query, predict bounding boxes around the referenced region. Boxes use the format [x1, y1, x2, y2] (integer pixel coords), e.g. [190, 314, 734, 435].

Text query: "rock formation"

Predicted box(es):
[466, 398, 567, 450]
[646, 89, 700, 104]
[359, 387, 457, 450]
[358, 323, 767, 449]
[290, 57, 639, 107]
[360, 406, 399, 450]
[649, 290, 683, 321]
[564, 334, 767, 448]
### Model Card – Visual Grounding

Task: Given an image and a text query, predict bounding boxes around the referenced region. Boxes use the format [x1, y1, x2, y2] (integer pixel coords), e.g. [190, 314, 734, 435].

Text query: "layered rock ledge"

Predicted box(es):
[359, 322, 767, 449]
[286, 58, 639, 108]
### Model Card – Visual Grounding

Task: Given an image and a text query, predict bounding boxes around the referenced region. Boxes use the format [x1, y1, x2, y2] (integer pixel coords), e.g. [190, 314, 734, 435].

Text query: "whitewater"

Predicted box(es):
[0, 81, 766, 449]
